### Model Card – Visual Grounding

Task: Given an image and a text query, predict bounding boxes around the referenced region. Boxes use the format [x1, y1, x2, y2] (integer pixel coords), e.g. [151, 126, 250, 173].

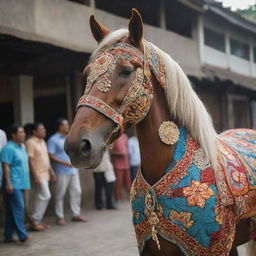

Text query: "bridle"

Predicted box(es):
[76, 39, 165, 143]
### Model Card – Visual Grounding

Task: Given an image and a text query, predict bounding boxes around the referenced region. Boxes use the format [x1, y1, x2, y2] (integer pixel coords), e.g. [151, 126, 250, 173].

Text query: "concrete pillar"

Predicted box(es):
[71, 71, 84, 105]
[89, 0, 95, 11]
[249, 37, 254, 77]
[65, 76, 73, 124]
[252, 100, 256, 129]
[197, 14, 204, 66]
[159, 0, 166, 29]
[11, 75, 34, 125]
[225, 31, 231, 69]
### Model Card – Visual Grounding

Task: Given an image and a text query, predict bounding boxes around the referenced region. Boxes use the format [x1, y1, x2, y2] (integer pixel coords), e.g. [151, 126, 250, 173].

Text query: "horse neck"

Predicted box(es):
[136, 80, 176, 186]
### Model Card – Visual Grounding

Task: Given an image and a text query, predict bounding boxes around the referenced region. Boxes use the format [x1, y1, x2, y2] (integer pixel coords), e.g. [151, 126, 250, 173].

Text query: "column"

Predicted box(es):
[159, 0, 166, 29]
[11, 75, 34, 125]
[197, 14, 204, 66]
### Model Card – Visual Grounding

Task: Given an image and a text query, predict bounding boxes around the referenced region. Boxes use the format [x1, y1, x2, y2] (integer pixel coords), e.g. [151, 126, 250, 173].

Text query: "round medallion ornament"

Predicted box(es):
[158, 121, 179, 145]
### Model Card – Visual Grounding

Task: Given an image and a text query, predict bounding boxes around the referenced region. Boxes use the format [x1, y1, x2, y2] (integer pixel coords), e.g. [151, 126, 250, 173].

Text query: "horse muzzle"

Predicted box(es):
[64, 130, 105, 169]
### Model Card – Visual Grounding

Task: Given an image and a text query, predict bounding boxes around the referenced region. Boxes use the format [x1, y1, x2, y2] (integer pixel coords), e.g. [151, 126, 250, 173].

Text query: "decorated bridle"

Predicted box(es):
[76, 39, 166, 141]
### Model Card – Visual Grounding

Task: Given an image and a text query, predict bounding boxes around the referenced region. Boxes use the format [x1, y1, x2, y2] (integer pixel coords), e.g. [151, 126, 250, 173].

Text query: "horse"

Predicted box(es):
[64, 9, 256, 256]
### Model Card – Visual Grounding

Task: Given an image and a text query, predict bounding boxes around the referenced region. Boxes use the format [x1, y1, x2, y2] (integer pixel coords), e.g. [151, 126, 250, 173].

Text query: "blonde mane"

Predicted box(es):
[92, 29, 218, 169]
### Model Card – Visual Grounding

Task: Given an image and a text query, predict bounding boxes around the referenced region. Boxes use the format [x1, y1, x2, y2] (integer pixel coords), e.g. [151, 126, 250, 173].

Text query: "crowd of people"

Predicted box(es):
[0, 118, 141, 244]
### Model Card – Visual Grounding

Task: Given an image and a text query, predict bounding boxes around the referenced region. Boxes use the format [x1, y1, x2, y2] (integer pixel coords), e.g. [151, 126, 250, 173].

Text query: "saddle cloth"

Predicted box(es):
[131, 128, 256, 256]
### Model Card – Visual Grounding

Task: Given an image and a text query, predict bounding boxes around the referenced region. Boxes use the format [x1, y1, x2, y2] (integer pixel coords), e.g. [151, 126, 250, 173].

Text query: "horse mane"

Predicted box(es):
[91, 29, 218, 169]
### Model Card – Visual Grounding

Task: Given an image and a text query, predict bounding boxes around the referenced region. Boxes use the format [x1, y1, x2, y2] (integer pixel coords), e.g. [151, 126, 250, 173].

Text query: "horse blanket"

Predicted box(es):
[130, 128, 256, 256]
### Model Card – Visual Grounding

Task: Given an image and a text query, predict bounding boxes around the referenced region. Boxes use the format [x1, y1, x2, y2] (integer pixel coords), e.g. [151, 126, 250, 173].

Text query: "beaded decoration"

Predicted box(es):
[77, 40, 165, 132]
[158, 121, 180, 145]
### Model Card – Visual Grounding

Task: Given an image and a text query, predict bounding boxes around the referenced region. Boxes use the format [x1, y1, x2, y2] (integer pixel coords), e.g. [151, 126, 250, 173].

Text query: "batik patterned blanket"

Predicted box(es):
[130, 128, 256, 256]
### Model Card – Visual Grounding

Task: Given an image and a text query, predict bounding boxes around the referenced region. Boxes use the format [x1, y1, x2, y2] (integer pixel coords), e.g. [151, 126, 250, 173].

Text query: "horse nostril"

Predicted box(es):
[81, 139, 92, 157]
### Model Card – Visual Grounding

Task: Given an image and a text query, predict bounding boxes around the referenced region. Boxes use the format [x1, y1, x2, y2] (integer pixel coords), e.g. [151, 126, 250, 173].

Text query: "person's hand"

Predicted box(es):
[6, 183, 13, 194]
[34, 178, 41, 185]
[63, 162, 73, 168]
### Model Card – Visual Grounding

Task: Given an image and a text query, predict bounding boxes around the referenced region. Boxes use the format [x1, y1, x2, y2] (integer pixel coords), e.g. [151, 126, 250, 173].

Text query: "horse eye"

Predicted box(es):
[119, 67, 133, 77]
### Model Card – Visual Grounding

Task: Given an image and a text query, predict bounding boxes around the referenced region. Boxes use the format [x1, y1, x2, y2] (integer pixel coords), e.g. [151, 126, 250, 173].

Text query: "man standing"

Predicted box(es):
[48, 118, 87, 226]
[0, 129, 7, 188]
[111, 133, 131, 201]
[1, 124, 30, 243]
[26, 122, 56, 231]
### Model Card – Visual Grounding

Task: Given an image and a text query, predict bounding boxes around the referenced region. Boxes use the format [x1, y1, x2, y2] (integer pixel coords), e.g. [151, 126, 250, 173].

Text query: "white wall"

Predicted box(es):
[0, 0, 201, 76]
[201, 16, 256, 78]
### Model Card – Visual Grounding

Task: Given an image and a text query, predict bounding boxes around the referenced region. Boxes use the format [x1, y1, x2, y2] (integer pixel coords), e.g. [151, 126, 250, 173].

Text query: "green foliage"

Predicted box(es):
[236, 4, 256, 21]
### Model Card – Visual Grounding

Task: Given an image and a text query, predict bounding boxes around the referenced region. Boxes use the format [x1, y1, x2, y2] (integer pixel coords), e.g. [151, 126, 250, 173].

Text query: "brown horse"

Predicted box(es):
[65, 9, 256, 256]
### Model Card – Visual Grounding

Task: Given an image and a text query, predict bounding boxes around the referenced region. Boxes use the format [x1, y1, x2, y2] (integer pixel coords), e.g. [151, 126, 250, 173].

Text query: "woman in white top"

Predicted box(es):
[92, 150, 116, 210]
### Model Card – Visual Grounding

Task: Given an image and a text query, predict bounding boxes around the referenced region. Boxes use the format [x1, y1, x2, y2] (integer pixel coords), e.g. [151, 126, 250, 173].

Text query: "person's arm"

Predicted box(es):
[26, 140, 41, 184]
[47, 138, 72, 167]
[3, 163, 13, 194]
[48, 153, 72, 167]
[29, 157, 42, 185]
[49, 165, 56, 181]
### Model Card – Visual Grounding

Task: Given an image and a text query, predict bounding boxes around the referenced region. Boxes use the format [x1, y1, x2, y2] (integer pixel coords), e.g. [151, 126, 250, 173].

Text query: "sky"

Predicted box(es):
[216, 0, 256, 10]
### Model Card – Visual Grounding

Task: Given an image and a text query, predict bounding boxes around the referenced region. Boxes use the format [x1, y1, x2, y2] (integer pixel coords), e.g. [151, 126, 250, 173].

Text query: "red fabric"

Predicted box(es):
[114, 169, 131, 201]
[111, 134, 129, 170]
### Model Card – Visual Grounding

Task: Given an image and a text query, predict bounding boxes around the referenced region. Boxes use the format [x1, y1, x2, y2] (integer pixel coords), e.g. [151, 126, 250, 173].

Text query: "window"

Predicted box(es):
[233, 99, 250, 128]
[204, 27, 225, 52]
[68, 0, 89, 4]
[95, 0, 159, 27]
[230, 38, 250, 60]
[165, 0, 196, 38]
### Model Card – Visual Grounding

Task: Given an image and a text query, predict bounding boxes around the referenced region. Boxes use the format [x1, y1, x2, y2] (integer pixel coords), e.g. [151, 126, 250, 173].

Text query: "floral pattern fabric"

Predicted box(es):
[130, 128, 256, 255]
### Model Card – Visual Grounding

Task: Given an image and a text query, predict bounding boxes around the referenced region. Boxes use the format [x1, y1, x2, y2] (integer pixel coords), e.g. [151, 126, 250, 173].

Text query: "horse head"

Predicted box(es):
[65, 9, 159, 168]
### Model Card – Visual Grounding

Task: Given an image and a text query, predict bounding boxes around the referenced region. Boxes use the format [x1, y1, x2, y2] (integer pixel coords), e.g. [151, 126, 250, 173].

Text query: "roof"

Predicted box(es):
[179, 0, 256, 34]
[202, 65, 256, 91]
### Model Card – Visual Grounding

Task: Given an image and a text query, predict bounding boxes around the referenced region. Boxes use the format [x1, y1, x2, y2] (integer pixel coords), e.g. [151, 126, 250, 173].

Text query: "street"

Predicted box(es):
[0, 201, 249, 256]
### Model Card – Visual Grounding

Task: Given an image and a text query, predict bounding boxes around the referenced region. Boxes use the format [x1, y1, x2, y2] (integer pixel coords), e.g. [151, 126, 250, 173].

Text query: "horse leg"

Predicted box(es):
[229, 247, 238, 256]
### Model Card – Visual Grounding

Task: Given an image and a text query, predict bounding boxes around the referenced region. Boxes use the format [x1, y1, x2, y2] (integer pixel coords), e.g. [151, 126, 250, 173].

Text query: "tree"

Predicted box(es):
[236, 4, 256, 21]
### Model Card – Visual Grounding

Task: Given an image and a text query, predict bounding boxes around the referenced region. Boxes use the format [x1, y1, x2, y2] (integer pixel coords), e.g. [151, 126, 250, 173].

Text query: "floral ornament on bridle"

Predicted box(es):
[76, 39, 166, 138]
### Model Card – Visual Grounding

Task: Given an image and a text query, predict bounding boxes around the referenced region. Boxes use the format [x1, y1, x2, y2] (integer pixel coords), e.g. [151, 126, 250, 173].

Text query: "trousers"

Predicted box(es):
[3, 189, 29, 241]
[30, 179, 51, 224]
[55, 172, 81, 218]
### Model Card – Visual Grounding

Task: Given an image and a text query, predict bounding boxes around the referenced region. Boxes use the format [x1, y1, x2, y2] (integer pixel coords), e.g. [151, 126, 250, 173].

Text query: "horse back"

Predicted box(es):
[217, 129, 256, 218]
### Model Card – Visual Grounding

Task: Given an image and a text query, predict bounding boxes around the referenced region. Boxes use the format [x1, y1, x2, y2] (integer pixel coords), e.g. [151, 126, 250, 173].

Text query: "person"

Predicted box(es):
[0, 129, 7, 188]
[1, 124, 31, 243]
[26, 122, 56, 231]
[47, 118, 87, 226]
[24, 123, 33, 140]
[128, 134, 141, 182]
[111, 133, 131, 201]
[92, 149, 116, 210]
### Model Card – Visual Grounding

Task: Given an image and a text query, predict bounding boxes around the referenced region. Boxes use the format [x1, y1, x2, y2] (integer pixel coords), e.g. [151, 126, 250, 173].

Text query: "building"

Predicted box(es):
[0, 0, 255, 215]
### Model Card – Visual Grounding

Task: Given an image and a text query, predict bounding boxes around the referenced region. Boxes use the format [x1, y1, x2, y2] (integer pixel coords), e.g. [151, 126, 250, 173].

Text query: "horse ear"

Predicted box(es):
[90, 15, 110, 43]
[128, 9, 144, 47]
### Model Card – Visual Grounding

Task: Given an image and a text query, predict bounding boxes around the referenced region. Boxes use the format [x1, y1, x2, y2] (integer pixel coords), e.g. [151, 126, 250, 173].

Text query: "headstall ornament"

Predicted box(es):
[77, 39, 166, 136]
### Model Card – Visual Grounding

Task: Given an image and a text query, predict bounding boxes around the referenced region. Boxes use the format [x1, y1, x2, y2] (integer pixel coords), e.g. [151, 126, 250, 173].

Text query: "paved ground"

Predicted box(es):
[0, 201, 249, 256]
[0, 200, 138, 256]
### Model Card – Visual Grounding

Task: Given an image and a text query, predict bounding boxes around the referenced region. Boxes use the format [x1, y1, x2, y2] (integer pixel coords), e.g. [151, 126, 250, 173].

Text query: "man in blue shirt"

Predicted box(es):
[48, 118, 87, 226]
[1, 124, 31, 243]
